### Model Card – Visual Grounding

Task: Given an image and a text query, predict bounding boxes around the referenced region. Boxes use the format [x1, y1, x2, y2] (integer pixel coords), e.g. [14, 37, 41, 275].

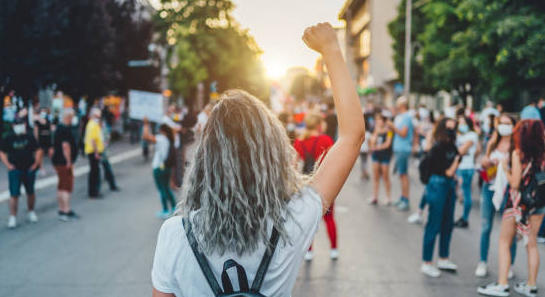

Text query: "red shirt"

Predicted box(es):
[294, 135, 334, 162]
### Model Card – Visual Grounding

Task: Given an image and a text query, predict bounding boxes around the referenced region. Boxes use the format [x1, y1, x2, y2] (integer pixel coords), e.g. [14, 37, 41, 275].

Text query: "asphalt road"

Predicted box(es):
[0, 149, 543, 297]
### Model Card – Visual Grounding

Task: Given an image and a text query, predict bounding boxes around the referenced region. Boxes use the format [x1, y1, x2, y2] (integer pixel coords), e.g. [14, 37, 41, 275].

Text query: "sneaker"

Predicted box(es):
[478, 283, 510, 297]
[537, 237, 545, 244]
[330, 249, 339, 260]
[66, 210, 80, 220]
[508, 268, 515, 280]
[58, 211, 69, 222]
[367, 198, 378, 205]
[420, 263, 441, 278]
[437, 259, 458, 271]
[475, 262, 488, 278]
[394, 198, 403, 207]
[28, 211, 38, 223]
[397, 199, 410, 211]
[514, 282, 538, 297]
[156, 210, 171, 219]
[7, 216, 16, 229]
[408, 212, 423, 224]
[304, 251, 314, 261]
[454, 218, 469, 228]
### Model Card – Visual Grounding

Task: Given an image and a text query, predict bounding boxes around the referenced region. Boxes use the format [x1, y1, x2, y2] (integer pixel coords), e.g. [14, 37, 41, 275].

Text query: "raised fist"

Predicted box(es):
[302, 22, 340, 54]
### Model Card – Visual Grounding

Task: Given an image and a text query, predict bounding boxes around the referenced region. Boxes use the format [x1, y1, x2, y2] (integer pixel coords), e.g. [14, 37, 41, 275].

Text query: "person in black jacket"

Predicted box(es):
[420, 118, 460, 278]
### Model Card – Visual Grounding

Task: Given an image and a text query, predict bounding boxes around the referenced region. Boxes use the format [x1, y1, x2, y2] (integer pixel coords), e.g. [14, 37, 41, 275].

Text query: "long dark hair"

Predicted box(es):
[159, 124, 174, 144]
[513, 119, 545, 164]
[433, 118, 457, 144]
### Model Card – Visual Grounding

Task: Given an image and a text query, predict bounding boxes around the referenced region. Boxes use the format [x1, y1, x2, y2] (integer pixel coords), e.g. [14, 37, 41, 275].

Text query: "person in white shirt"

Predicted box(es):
[454, 116, 479, 228]
[151, 23, 365, 297]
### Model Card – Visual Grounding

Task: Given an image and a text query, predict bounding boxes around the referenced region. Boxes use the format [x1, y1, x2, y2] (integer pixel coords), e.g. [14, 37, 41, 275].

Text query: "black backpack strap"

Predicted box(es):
[221, 259, 250, 293]
[251, 227, 280, 292]
[182, 218, 223, 296]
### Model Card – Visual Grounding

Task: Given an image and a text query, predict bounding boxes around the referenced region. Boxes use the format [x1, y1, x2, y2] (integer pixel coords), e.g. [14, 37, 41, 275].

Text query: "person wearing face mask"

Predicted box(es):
[84, 108, 104, 198]
[475, 114, 518, 278]
[0, 118, 43, 229]
[420, 118, 460, 278]
[454, 116, 479, 228]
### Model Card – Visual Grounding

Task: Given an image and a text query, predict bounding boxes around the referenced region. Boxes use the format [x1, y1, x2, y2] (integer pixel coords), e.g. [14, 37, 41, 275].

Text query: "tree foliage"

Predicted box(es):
[388, 0, 545, 106]
[0, 0, 157, 101]
[154, 0, 268, 103]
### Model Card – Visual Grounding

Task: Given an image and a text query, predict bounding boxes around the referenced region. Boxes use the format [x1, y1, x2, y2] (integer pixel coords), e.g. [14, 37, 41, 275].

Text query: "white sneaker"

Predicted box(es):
[437, 259, 458, 271]
[7, 216, 16, 229]
[537, 237, 545, 244]
[304, 251, 314, 261]
[508, 268, 515, 280]
[475, 262, 488, 278]
[478, 283, 510, 297]
[421, 263, 441, 278]
[408, 212, 423, 224]
[330, 249, 339, 260]
[28, 211, 38, 223]
[514, 282, 538, 297]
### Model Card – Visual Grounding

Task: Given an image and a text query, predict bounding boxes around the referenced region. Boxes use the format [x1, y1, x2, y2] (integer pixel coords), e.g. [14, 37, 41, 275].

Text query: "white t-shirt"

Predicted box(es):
[152, 134, 170, 169]
[457, 131, 478, 170]
[151, 186, 323, 297]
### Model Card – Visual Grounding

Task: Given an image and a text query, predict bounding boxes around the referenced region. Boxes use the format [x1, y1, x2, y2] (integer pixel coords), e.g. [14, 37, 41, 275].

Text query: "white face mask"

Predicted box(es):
[13, 124, 26, 135]
[498, 124, 513, 136]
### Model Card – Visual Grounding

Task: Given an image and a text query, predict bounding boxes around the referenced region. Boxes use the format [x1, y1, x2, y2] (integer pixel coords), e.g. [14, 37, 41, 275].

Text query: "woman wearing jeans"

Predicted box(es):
[454, 116, 479, 228]
[420, 118, 460, 278]
[479, 120, 545, 297]
[475, 114, 517, 278]
[143, 119, 177, 219]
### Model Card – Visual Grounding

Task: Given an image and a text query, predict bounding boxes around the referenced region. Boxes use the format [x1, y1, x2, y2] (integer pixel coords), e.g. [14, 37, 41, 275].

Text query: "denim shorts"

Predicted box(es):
[533, 206, 545, 215]
[371, 153, 392, 165]
[8, 169, 37, 197]
[394, 151, 411, 175]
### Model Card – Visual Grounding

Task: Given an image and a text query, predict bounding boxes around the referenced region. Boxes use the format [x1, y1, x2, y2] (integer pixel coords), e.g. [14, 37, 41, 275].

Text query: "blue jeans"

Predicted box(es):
[153, 168, 176, 212]
[457, 169, 474, 221]
[479, 183, 517, 263]
[422, 175, 456, 262]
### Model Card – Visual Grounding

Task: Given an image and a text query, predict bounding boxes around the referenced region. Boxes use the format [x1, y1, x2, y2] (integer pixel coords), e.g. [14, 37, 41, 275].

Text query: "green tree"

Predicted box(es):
[155, 0, 268, 104]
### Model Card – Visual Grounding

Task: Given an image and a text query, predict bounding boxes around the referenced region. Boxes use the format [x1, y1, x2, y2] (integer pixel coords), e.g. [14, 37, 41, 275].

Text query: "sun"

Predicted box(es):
[264, 59, 287, 79]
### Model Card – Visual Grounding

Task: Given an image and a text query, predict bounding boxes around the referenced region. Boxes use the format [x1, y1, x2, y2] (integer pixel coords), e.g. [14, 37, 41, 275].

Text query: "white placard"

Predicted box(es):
[129, 90, 165, 123]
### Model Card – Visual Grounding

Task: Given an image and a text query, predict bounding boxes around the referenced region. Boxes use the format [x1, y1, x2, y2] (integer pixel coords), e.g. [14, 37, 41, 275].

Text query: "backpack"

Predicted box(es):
[418, 152, 432, 184]
[164, 143, 176, 169]
[182, 218, 280, 297]
[520, 161, 545, 211]
[302, 138, 320, 174]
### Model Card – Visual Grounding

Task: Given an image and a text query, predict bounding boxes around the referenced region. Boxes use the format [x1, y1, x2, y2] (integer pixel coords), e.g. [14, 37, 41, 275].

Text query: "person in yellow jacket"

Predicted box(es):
[84, 108, 104, 198]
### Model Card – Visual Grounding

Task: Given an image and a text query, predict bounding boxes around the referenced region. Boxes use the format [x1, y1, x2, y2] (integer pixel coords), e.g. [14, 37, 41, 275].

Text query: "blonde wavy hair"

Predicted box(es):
[178, 89, 307, 256]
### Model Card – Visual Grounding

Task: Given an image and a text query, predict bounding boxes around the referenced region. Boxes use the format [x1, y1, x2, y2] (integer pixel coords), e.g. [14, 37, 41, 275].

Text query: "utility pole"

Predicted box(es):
[403, 0, 412, 99]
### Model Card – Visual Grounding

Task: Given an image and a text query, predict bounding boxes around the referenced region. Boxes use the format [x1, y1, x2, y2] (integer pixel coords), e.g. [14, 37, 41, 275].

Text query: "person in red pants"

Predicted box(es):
[294, 113, 338, 260]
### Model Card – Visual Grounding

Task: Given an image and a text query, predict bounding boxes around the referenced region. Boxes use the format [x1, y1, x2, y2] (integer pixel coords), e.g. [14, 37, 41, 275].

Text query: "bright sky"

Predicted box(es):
[232, 0, 345, 78]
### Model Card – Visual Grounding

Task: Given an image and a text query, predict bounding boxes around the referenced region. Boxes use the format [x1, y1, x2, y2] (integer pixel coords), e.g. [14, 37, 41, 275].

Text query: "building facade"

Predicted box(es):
[339, 0, 400, 106]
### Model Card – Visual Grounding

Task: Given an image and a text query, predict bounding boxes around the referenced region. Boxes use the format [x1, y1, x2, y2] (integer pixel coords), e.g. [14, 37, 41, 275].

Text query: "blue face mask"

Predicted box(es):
[458, 124, 469, 134]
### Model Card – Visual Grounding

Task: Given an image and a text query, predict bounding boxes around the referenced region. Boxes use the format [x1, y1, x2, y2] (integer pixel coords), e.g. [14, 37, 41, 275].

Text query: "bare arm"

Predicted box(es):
[503, 150, 522, 189]
[0, 151, 14, 170]
[458, 139, 474, 156]
[62, 142, 72, 167]
[152, 288, 174, 297]
[142, 119, 157, 144]
[445, 156, 461, 177]
[303, 23, 365, 213]
[31, 149, 43, 170]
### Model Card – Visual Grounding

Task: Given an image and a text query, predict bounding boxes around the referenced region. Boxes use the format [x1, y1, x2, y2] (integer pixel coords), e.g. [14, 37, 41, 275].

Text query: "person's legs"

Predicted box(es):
[87, 154, 100, 196]
[101, 154, 118, 190]
[323, 206, 337, 249]
[371, 161, 380, 201]
[527, 214, 544, 286]
[439, 181, 456, 259]
[8, 170, 22, 216]
[460, 169, 474, 221]
[163, 169, 177, 210]
[22, 170, 37, 211]
[381, 163, 392, 203]
[153, 168, 169, 212]
[497, 217, 517, 285]
[480, 185, 496, 263]
[422, 177, 447, 262]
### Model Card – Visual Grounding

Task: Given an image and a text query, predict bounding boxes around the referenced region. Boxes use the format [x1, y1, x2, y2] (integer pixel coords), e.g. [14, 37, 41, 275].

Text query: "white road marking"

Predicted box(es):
[0, 148, 142, 202]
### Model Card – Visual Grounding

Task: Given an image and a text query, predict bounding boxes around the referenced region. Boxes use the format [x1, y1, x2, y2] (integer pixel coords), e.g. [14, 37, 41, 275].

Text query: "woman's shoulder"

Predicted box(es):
[158, 215, 184, 239]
